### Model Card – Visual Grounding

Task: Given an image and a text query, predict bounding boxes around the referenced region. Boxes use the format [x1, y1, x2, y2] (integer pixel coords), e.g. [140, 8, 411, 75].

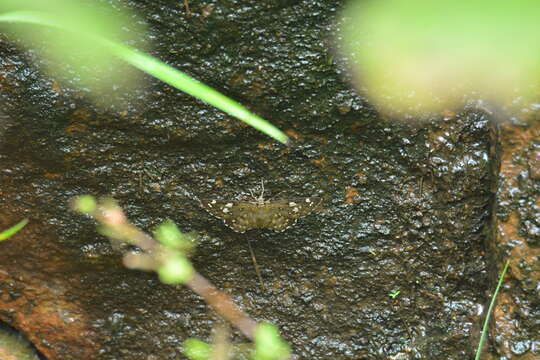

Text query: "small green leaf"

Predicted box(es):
[184, 338, 212, 360]
[0, 219, 29, 242]
[74, 195, 97, 214]
[253, 323, 290, 360]
[389, 290, 400, 299]
[154, 220, 183, 248]
[157, 254, 194, 284]
[183, 338, 211, 360]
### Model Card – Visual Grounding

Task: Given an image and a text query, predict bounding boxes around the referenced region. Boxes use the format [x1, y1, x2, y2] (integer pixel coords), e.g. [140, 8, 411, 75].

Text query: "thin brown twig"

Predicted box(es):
[89, 199, 258, 340]
[188, 273, 257, 339]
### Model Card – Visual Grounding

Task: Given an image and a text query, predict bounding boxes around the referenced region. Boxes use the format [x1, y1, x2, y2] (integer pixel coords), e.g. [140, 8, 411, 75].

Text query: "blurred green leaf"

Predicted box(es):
[0, 0, 144, 96]
[253, 323, 290, 360]
[184, 338, 212, 360]
[73, 195, 97, 214]
[154, 220, 184, 248]
[154, 220, 197, 252]
[339, 0, 540, 115]
[157, 254, 194, 284]
[0, 219, 29, 242]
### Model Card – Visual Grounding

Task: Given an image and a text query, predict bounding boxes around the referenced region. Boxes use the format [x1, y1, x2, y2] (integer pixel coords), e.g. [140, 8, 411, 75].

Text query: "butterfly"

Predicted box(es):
[200, 185, 322, 233]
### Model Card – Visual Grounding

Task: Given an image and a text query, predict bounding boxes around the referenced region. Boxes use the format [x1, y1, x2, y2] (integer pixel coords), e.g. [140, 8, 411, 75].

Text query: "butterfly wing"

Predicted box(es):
[200, 199, 258, 233]
[263, 197, 322, 232]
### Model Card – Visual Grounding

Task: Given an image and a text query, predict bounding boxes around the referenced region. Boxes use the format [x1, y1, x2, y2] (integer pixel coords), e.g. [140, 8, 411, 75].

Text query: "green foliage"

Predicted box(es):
[253, 323, 290, 360]
[73, 195, 97, 214]
[0, 0, 143, 96]
[154, 221, 197, 284]
[73, 196, 291, 356]
[0, 1, 289, 143]
[0, 219, 28, 242]
[183, 338, 212, 360]
[339, 0, 540, 115]
[154, 220, 197, 251]
[183, 324, 291, 360]
[157, 254, 194, 285]
[72, 196, 196, 284]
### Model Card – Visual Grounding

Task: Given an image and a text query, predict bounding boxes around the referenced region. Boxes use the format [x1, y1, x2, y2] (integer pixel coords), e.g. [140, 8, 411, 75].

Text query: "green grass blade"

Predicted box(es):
[102, 40, 289, 144]
[0, 10, 289, 144]
[0, 219, 29, 242]
[474, 260, 510, 360]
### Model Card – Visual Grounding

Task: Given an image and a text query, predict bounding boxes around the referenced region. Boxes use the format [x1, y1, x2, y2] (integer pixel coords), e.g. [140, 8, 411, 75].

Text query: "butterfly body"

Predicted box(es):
[200, 197, 321, 233]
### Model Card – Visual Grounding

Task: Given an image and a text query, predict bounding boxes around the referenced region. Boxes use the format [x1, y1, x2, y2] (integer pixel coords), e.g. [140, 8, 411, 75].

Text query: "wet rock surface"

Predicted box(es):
[489, 118, 540, 360]
[0, 0, 536, 359]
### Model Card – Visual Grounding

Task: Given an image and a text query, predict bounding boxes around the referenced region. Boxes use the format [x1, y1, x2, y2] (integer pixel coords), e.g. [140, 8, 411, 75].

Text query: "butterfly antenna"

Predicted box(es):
[246, 237, 266, 290]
